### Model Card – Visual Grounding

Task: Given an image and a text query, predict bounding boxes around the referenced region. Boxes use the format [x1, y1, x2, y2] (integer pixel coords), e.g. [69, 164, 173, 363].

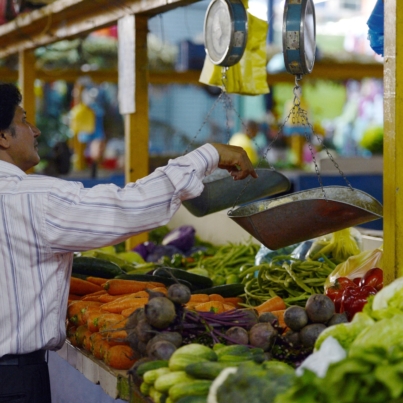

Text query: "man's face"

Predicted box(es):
[6, 106, 41, 171]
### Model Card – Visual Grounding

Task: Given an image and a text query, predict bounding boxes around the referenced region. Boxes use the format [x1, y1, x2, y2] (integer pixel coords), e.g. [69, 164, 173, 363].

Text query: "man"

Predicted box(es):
[0, 83, 256, 402]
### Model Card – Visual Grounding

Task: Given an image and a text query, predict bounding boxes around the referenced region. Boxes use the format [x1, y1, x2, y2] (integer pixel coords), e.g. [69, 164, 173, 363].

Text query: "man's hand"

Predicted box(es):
[210, 143, 258, 180]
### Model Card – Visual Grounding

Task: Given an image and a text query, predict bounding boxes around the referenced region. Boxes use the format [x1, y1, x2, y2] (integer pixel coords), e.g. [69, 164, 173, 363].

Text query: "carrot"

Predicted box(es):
[97, 313, 125, 332]
[92, 338, 112, 360]
[76, 306, 104, 326]
[75, 325, 89, 347]
[82, 329, 94, 351]
[151, 287, 167, 295]
[86, 276, 109, 286]
[223, 303, 236, 312]
[270, 309, 287, 329]
[121, 307, 138, 318]
[189, 294, 210, 304]
[100, 297, 148, 314]
[87, 311, 106, 333]
[68, 294, 82, 302]
[103, 279, 165, 295]
[103, 278, 164, 295]
[81, 290, 108, 301]
[97, 294, 123, 303]
[70, 277, 103, 296]
[208, 294, 225, 302]
[104, 345, 137, 370]
[194, 301, 226, 314]
[66, 326, 78, 346]
[67, 301, 103, 324]
[255, 296, 287, 315]
[102, 320, 128, 342]
[223, 297, 243, 308]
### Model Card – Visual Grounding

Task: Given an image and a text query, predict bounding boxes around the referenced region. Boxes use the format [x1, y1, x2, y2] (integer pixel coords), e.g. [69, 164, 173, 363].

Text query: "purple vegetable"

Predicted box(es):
[146, 245, 183, 262]
[133, 241, 156, 260]
[161, 225, 196, 252]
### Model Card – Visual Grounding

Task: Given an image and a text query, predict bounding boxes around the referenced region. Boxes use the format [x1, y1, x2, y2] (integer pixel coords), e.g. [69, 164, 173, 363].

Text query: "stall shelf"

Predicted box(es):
[50, 341, 147, 403]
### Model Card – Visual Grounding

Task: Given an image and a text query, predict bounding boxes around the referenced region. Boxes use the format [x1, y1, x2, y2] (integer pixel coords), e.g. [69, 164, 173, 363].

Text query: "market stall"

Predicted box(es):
[0, 0, 401, 402]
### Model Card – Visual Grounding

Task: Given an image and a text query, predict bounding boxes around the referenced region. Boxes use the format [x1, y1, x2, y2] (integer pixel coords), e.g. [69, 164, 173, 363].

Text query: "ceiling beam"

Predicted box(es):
[0, 0, 201, 58]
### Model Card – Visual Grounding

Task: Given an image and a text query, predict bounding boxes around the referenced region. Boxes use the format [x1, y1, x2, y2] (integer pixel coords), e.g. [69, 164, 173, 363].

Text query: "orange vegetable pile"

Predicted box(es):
[66, 276, 288, 370]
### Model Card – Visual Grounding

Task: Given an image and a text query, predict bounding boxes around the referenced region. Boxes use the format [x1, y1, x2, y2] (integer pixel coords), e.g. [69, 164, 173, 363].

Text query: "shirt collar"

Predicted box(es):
[0, 160, 27, 177]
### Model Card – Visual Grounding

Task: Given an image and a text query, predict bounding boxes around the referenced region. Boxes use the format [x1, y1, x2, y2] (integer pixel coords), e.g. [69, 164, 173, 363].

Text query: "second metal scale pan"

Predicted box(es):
[182, 168, 291, 217]
[227, 186, 383, 250]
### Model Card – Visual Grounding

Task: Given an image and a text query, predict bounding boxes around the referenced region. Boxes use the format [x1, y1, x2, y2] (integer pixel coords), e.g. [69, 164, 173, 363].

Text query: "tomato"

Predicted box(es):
[359, 268, 383, 291]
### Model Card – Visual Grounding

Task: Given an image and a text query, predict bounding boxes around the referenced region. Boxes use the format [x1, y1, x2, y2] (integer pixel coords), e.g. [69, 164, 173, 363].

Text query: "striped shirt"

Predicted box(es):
[0, 144, 218, 356]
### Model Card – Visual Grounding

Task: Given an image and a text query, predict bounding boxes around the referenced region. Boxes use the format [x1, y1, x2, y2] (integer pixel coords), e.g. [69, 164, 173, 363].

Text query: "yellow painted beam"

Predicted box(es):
[124, 15, 149, 251]
[0, 0, 201, 58]
[383, 0, 403, 283]
[18, 49, 36, 174]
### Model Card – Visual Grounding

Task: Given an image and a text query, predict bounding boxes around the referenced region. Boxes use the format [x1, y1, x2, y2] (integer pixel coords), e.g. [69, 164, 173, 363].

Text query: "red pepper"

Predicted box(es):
[340, 285, 378, 320]
[353, 277, 362, 286]
[326, 277, 357, 313]
[359, 267, 383, 291]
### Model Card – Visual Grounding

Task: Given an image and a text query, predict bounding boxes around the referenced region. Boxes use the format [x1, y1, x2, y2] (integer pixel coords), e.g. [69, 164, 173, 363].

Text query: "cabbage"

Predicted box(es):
[349, 314, 403, 357]
[162, 226, 196, 252]
[314, 312, 374, 351]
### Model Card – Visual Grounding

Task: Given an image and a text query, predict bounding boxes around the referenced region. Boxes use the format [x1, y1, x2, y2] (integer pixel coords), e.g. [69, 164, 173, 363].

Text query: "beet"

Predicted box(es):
[145, 297, 176, 329]
[249, 323, 278, 351]
[225, 327, 249, 345]
[148, 340, 177, 360]
[167, 283, 191, 304]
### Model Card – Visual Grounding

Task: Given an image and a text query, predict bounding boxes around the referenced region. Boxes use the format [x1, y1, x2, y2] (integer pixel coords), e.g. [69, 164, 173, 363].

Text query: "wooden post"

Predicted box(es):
[383, 0, 403, 282]
[119, 15, 150, 251]
[18, 49, 36, 174]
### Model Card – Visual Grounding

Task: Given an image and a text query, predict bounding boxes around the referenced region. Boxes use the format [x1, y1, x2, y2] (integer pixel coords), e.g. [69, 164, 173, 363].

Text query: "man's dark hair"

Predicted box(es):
[0, 83, 22, 132]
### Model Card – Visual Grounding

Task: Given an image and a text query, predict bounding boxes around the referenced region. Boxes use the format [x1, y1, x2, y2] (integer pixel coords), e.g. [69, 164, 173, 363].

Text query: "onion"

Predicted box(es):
[145, 297, 176, 329]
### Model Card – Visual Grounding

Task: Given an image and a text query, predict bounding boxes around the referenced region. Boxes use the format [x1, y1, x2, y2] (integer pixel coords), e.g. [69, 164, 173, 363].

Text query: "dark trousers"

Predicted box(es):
[0, 353, 51, 403]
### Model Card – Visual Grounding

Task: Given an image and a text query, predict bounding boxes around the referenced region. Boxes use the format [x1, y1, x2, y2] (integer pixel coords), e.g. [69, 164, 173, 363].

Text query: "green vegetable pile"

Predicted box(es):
[239, 255, 334, 307]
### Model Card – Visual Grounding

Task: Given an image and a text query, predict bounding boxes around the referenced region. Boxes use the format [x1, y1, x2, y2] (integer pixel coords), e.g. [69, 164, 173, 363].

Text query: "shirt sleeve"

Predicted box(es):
[43, 144, 219, 252]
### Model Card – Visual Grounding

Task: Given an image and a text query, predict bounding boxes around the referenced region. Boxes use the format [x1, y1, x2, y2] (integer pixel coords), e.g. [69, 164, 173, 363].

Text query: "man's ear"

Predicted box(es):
[0, 131, 10, 148]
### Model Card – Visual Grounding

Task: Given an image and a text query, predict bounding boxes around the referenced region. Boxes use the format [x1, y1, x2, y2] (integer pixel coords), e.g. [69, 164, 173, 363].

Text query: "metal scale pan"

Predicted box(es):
[227, 186, 383, 250]
[182, 168, 291, 217]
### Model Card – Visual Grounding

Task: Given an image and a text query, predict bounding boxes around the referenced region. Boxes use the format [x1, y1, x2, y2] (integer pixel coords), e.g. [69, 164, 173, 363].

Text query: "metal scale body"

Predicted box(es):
[182, 0, 291, 217]
[227, 0, 383, 250]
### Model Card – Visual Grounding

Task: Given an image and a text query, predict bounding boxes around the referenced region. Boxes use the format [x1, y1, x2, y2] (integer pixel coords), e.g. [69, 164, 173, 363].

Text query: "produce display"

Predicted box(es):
[65, 225, 387, 403]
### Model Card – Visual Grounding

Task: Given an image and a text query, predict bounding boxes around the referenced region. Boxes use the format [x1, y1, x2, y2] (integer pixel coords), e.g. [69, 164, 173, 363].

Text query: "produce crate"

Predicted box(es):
[57, 341, 149, 403]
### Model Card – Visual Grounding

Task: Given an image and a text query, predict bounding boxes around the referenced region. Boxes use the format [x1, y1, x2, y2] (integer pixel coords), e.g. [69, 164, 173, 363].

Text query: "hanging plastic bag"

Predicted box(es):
[199, 1, 269, 95]
[307, 228, 362, 263]
[324, 247, 383, 290]
[69, 102, 96, 135]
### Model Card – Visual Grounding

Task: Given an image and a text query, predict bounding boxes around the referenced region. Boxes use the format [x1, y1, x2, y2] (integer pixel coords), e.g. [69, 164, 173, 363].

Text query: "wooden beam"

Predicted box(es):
[0, 60, 384, 85]
[0, 0, 201, 58]
[123, 14, 149, 251]
[18, 49, 36, 174]
[383, 0, 403, 283]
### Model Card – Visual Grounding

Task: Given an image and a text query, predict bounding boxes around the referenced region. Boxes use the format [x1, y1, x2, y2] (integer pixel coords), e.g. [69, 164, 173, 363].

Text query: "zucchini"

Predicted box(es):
[153, 267, 213, 290]
[136, 360, 169, 377]
[114, 273, 193, 289]
[191, 283, 245, 298]
[176, 396, 207, 403]
[168, 380, 212, 402]
[72, 256, 123, 279]
[185, 361, 237, 380]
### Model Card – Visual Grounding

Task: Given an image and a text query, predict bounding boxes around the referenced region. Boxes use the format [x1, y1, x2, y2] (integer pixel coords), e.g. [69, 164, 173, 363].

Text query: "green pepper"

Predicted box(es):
[226, 274, 240, 284]
[170, 253, 185, 268]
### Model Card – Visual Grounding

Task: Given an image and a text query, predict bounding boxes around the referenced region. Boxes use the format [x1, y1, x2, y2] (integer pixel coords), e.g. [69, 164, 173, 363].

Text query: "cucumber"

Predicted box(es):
[176, 396, 208, 403]
[114, 273, 194, 289]
[185, 361, 237, 380]
[191, 283, 245, 298]
[153, 267, 213, 290]
[93, 251, 129, 267]
[169, 380, 212, 402]
[136, 360, 169, 377]
[214, 345, 250, 358]
[72, 256, 123, 279]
